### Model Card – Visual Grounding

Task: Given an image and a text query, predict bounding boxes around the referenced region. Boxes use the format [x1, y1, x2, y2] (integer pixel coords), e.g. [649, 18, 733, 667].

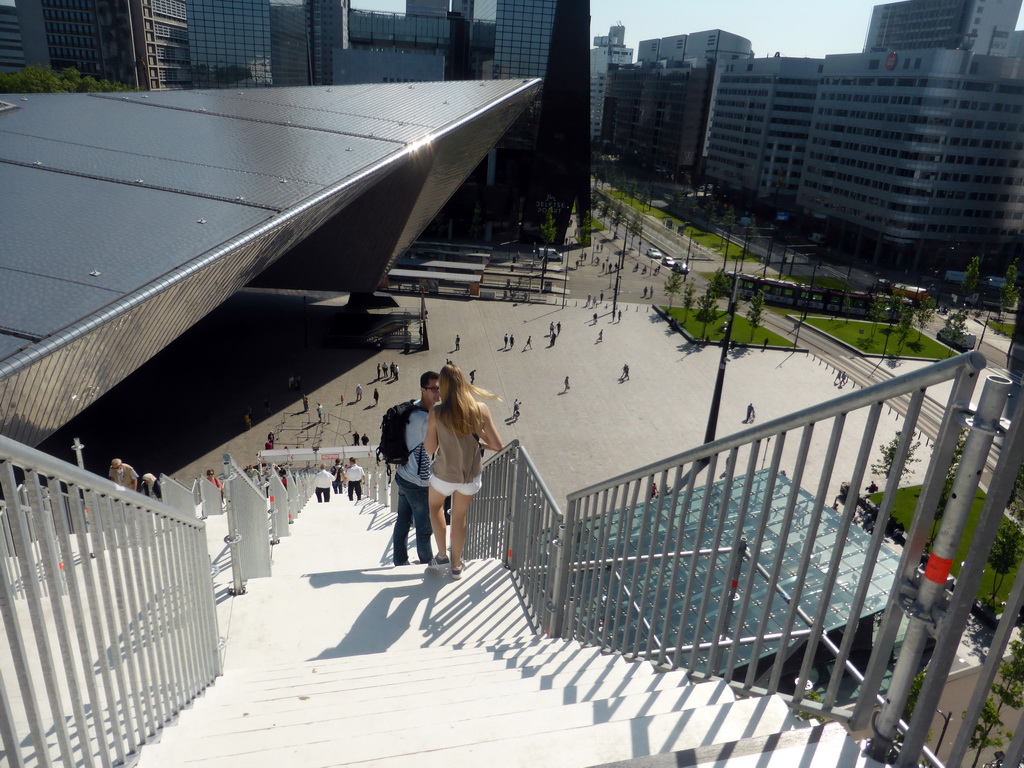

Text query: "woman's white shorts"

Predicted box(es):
[429, 474, 483, 497]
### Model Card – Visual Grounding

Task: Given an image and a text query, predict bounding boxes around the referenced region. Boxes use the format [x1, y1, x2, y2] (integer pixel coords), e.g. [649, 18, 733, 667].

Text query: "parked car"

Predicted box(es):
[662, 256, 676, 268]
[539, 247, 562, 262]
[647, 247, 662, 259]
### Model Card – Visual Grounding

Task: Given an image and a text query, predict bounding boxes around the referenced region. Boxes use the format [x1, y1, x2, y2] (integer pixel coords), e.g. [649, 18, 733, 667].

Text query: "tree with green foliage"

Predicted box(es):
[695, 288, 721, 341]
[708, 269, 732, 300]
[841, 291, 854, 324]
[964, 255, 981, 299]
[870, 430, 921, 481]
[970, 639, 1024, 767]
[575, 212, 594, 249]
[664, 271, 683, 309]
[741, 215, 758, 263]
[681, 280, 697, 322]
[867, 294, 889, 339]
[540, 207, 557, 250]
[914, 297, 937, 341]
[746, 290, 765, 342]
[988, 519, 1024, 606]
[893, 306, 915, 357]
[0, 64, 133, 93]
[610, 203, 625, 239]
[719, 207, 737, 262]
[942, 308, 970, 348]
[1000, 261, 1020, 320]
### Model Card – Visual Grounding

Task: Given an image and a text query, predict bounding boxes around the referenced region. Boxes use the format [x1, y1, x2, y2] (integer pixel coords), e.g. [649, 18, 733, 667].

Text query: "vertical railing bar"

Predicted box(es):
[50, 482, 115, 768]
[643, 463, 685, 662]
[657, 461, 698, 668]
[765, 424, 816, 694]
[0, 664, 26, 768]
[135, 511, 171, 727]
[149, 512, 183, 714]
[29, 475, 98, 768]
[109, 497, 158, 740]
[632, 467, 670, 659]
[674, 452, 719, 673]
[123, 503, 165, 731]
[172, 521, 201, 697]
[716, 442, 761, 682]
[743, 433, 788, 688]
[0, 461, 54, 768]
[187, 519, 220, 682]
[586, 487, 613, 646]
[600, 483, 627, 650]
[784, 414, 846, 705]
[685, 453, 726, 677]
[628, 471, 663, 658]
[181, 521, 212, 689]
[701, 447, 740, 676]
[612, 478, 645, 653]
[577, 491, 602, 644]
[83, 489, 139, 754]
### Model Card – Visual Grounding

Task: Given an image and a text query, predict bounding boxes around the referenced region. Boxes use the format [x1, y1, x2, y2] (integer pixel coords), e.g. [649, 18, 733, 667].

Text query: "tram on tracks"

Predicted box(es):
[732, 273, 930, 317]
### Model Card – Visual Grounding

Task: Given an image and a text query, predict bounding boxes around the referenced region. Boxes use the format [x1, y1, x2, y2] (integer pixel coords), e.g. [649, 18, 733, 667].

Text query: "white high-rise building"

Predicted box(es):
[590, 25, 633, 141]
[864, 0, 1022, 56]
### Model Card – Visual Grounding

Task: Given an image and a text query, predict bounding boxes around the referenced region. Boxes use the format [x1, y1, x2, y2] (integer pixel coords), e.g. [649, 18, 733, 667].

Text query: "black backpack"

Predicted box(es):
[378, 400, 420, 464]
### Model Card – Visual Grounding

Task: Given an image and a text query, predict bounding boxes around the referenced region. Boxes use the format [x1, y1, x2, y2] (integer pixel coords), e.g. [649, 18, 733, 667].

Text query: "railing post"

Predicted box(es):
[223, 454, 245, 596]
[869, 373, 1010, 763]
[544, 522, 566, 637]
[502, 445, 520, 569]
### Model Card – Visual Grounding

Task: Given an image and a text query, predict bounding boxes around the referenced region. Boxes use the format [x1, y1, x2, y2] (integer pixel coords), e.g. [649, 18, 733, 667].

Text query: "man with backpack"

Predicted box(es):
[380, 371, 440, 566]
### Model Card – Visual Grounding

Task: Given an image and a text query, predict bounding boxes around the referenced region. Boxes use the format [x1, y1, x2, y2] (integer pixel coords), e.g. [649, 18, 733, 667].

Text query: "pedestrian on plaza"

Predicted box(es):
[352, 431, 361, 446]
[556, 322, 561, 336]
[512, 399, 521, 421]
[339, 394, 344, 407]
[593, 312, 598, 325]
[524, 336, 532, 350]
[549, 322, 555, 337]
[744, 403, 756, 423]
[503, 333, 508, 349]
[265, 432, 275, 450]
[469, 369, 476, 384]
[597, 330, 603, 343]
[314, 465, 333, 503]
[332, 459, 345, 495]
[345, 457, 366, 501]
[600, 291, 604, 303]
[621, 363, 629, 381]
[377, 363, 382, 380]
[302, 394, 309, 413]
[394, 363, 400, 380]
[361, 434, 369, 446]
[587, 294, 592, 306]
[317, 403, 324, 423]
[455, 335, 460, 351]
[563, 376, 570, 393]
[356, 384, 363, 402]
[374, 388, 380, 406]
[243, 412, 252, 430]
[509, 334, 515, 349]
[424, 364, 503, 580]
[392, 370, 441, 566]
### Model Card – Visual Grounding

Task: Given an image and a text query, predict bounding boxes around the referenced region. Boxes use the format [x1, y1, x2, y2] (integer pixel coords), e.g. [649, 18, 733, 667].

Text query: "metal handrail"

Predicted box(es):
[0, 433, 220, 767]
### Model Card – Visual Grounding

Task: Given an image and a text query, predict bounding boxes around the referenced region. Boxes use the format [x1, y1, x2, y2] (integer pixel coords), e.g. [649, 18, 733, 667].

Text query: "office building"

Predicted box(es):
[636, 30, 754, 67]
[188, 0, 346, 88]
[864, 0, 1022, 56]
[799, 49, 1024, 272]
[602, 63, 713, 180]
[407, 0, 448, 15]
[704, 57, 823, 211]
[139, 0, 191, 89]
[0, 5, 25, 72]
[590, 25, 633, 141]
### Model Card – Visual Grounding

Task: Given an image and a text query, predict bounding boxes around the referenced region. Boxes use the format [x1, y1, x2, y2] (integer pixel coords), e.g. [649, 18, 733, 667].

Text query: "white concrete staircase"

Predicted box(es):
[132, 491, 882, 768]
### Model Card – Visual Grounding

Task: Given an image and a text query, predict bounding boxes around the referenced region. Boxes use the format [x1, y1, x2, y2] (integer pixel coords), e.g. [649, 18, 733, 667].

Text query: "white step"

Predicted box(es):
[140, 689, 801, 768]
[590, 721, 884, 768]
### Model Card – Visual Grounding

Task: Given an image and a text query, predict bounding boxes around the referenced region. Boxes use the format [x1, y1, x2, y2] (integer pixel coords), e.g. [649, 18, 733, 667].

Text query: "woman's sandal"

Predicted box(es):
[451, 564, 463, 580]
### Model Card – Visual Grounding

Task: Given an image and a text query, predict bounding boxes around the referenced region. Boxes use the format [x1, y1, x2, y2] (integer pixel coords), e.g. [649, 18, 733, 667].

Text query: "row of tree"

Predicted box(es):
[0, 65, 132, 93]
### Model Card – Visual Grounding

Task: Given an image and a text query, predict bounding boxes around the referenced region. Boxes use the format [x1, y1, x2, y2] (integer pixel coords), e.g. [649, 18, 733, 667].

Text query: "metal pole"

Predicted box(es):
[71, 437, 85, 469]
[869, 373, 1011, 762]
[703, 274, 740, 445]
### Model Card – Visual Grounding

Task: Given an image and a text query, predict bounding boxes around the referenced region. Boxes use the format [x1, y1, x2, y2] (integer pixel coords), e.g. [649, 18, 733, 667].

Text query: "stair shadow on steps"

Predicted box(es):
[305, 559, 532, 661]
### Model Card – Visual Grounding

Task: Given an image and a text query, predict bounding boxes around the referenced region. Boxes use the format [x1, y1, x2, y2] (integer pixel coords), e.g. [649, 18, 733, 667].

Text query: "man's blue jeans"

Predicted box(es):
[393, 474, 433, 565]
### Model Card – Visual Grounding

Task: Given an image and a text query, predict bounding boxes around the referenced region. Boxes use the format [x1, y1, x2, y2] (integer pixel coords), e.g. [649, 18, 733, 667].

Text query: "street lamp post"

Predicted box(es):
[704, 274, 740, 445]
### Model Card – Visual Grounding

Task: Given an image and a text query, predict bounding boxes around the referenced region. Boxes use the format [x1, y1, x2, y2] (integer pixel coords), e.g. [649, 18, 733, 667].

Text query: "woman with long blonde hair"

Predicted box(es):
[424, 364, 503, 579]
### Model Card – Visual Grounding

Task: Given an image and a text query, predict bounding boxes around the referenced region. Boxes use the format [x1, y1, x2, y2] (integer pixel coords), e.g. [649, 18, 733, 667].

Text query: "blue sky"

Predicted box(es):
[354, 0, 1024, 59]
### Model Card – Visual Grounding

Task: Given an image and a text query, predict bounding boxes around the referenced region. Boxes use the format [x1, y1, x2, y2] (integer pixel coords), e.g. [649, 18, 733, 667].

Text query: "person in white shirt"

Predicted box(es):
[345, 457, 366, 501]
[313, 465, 334, 503]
